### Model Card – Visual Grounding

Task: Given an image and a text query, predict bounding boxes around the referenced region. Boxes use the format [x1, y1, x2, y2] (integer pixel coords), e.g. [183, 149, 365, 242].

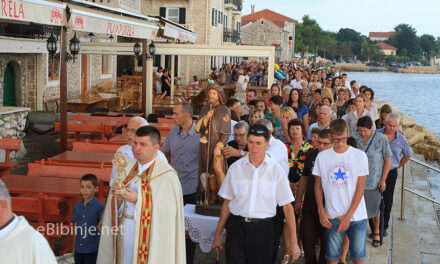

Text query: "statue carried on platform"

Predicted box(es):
[195, 84, 231, 208]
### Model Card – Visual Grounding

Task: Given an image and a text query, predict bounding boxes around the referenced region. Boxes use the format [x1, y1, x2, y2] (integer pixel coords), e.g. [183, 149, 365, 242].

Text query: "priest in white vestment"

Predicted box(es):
[98, 125, 185, 264]
[0, 180, 57, 264]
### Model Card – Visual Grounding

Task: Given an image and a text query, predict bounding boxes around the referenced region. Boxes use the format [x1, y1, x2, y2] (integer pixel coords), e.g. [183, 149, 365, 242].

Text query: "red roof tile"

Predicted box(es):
[376, 42, 398, 50]
[369, 32, 394, 38]
[242, 9, 297, 29]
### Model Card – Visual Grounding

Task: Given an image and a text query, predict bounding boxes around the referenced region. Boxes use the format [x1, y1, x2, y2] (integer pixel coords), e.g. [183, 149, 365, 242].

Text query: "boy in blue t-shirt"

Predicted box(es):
[72, 174, 105, 264]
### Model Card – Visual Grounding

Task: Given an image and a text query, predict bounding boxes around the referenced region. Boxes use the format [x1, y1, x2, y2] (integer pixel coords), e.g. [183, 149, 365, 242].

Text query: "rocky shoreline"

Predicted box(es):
[375, 99, 440, 163]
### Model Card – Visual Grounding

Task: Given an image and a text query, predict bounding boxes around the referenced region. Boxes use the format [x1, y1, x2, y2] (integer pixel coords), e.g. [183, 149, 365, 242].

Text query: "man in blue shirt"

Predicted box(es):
[376, 113, 411, 235]
[72, 174, 104, 264]
[160, 102, 200, 264]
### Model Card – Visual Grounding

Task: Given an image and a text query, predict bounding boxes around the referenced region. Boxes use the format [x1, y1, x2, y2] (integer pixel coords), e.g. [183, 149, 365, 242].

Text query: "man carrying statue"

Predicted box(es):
[195, 83, 231, 205]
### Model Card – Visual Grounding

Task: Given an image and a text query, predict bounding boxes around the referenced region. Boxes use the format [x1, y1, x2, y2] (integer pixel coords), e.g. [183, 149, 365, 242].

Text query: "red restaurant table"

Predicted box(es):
[50, 151, 114, 165]
[109, 134, 128, 142]
[3, 175, 80, 197]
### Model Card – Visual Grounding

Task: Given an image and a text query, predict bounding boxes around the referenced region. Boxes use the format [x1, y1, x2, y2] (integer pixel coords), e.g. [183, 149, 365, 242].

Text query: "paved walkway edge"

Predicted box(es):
[390, 154, 422, 264]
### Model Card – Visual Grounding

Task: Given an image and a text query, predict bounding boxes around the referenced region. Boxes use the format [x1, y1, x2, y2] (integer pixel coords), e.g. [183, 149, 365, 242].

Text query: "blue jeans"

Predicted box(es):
[325, 218, 367, 262]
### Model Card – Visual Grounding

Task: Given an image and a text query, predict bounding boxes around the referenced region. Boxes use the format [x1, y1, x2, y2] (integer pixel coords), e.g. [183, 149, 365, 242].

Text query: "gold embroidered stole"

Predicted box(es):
[110, 162, 155, 264]
[137, 162, 154, 264]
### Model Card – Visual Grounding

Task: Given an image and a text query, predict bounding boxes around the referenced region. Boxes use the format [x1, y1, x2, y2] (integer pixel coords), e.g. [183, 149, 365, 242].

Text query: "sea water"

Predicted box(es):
[348, 72, 440, 215]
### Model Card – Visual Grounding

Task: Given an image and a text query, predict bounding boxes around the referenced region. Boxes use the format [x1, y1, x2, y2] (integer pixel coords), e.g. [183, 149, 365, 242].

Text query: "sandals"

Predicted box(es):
[372, 233, 381, 247]
[281, 254, 290, 264]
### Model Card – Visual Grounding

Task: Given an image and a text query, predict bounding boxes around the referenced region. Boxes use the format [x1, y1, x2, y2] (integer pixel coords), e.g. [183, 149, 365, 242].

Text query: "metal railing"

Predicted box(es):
[223, 28, 241, 44]
[400, 157, 440, 220]
[224, 0, 243, 11]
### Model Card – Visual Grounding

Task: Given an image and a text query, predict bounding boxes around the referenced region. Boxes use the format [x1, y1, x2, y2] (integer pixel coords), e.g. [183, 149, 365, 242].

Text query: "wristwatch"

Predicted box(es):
[240, 150, 245, 157]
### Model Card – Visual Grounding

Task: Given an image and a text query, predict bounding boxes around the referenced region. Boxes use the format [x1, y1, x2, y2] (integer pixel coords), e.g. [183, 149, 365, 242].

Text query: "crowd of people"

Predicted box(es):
[0, 62, 413, 264]
[208, 62, 412, 264]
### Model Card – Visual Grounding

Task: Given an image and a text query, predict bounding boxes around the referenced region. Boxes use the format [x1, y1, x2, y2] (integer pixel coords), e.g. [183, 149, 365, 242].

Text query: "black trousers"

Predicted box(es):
[74, 251, 97, 264]
[301, 211, 326, 264]
[271, 206, 285, 263]
[184, 192, 197, 264]
[225, 215, 274, 264]
[383, 168, 398, 231]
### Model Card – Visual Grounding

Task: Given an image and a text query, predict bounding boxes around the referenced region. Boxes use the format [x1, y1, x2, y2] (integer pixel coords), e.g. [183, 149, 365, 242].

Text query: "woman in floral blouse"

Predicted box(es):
[283, 118, 313, 261]
[286, 119, 314, 184]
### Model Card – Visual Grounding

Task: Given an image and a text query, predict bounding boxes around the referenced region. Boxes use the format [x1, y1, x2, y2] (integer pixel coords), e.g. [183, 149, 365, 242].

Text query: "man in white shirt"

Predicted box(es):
[254, 118, 289, 262]
[212, 125, 300, 264]
[0, 180, 57, 263]
[110, 117, 167, 186]
[314, 119, 368, 264]
[289, 70, 303, 89]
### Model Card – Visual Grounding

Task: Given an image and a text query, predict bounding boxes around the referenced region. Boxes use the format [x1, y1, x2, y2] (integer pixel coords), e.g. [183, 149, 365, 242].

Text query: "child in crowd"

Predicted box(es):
[72, 174, 105, 264]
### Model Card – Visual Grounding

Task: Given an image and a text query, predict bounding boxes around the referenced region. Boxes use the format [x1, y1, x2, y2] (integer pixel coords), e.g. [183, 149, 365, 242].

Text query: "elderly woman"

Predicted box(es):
[363, 87, 378, 121]
[346, 94, 376, 135]
[276, 107, 297, 143]
[352, 116, 391, 247]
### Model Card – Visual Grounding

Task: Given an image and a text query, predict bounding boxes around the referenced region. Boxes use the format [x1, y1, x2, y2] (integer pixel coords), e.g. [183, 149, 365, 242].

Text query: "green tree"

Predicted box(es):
[388, 24, 422, 59]
[294, 15, 322, 53]
[420, 34, 437, 57]
[338, 42, 353, 57]
[318, 33, 337, 59]
[336, 28, 362, 55]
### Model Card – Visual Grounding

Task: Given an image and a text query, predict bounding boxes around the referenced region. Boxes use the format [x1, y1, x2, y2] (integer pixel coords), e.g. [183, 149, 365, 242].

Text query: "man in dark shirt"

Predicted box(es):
[294, 128, 332, 264]
[223, 121, 249, 167]
[161, 68, 171, 96]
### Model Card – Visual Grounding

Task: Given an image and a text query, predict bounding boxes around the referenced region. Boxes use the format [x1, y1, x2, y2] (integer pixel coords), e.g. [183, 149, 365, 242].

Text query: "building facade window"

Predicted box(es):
[48, 56, 60, 81]
[102, 55, 110, 74]
[166, 8, 179, 23]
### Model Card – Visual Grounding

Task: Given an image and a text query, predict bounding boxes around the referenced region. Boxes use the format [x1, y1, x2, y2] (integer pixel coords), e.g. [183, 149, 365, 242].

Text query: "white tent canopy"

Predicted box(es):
[0, 0, 66, 26]
[67, 4, 158, 39]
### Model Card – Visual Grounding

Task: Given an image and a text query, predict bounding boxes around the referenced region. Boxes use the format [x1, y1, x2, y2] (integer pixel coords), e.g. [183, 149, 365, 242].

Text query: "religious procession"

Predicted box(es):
[0, 1, 416, 264]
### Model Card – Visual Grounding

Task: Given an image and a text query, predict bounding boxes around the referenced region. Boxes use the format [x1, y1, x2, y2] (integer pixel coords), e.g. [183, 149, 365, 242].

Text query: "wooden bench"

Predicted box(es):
[72, 141, 123, 153]
[11, 193, 64, 248]
[54, 122, 108, 141]
[157, 118, 175, 124]
[0, 135, 21, 176]
[28, 162, 111, 198]
[70, 113, 133, 125]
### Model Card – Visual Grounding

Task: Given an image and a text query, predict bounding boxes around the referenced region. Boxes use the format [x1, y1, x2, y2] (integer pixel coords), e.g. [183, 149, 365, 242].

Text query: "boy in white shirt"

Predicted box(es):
[313, 119, 368, 264]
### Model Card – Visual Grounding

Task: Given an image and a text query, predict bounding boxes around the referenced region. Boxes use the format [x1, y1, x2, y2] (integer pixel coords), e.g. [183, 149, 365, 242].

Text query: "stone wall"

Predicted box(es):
[44, 31, 117, 102]
[0, 108, 30, 161]
[375, 99, 440, 163]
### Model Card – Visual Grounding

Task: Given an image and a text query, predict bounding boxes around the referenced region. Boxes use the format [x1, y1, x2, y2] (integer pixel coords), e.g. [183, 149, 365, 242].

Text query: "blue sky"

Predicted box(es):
[242, 0, 440, 37]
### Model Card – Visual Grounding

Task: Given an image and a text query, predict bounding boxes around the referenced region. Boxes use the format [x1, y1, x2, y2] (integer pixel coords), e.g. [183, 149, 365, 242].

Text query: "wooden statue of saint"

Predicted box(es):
[195, 84, 231, 206]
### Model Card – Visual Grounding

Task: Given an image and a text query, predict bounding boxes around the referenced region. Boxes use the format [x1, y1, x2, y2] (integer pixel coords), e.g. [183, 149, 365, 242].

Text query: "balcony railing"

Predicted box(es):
[224, 0, 243, 11]
[223, 28, 241, 44]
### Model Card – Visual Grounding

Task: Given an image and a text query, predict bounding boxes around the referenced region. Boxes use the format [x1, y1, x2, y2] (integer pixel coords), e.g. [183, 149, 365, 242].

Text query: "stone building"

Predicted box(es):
[142, 0, 244, 83]
[369, 32, 394, 42]
[377, 42, 398, 56]
[241, 7, 296, 62]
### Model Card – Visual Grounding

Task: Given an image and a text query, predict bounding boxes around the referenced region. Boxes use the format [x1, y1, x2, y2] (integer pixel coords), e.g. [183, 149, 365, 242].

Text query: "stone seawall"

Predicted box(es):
[334, 63, 440, 74]
[375, 99, 440, 162]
